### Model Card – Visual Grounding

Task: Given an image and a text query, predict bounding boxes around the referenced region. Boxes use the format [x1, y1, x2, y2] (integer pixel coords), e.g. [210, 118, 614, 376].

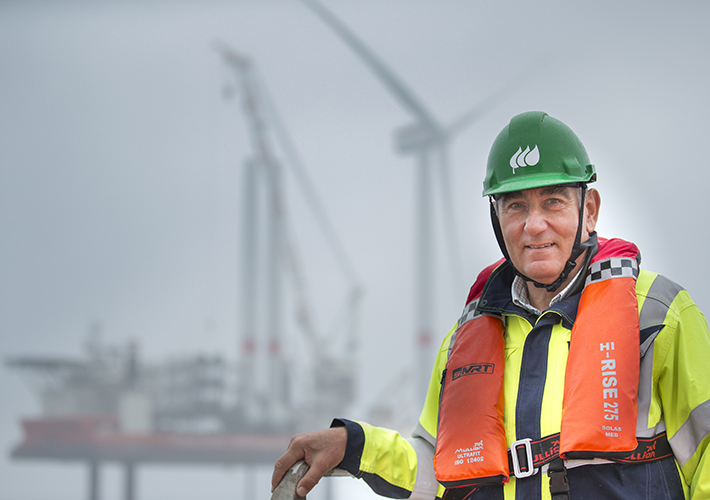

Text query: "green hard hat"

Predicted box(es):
[482, 111, 597, 197]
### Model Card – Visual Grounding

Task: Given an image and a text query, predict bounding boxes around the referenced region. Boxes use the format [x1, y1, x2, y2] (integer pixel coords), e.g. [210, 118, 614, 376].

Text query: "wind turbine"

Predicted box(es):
[302, 0, 512, 409]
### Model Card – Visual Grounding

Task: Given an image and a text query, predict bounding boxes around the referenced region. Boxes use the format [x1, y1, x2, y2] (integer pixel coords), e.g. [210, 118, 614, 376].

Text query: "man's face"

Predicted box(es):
[496, 185, 590, 285]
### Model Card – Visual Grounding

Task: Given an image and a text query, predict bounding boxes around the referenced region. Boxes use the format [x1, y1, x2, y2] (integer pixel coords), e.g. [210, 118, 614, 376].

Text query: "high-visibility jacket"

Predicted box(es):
[334, 243, 710, 499]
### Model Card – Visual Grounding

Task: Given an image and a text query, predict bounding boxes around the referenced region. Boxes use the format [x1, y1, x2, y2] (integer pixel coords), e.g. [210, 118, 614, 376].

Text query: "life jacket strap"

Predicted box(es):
[506, 431, 673, 475]
[507, 434, 561, 475]
[442, 433, 671, 500]
[548, 458, 570, 500]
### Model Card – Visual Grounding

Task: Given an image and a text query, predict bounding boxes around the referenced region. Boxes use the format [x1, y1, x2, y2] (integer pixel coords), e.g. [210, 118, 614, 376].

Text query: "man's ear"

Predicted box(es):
[585, 188, 601, 233]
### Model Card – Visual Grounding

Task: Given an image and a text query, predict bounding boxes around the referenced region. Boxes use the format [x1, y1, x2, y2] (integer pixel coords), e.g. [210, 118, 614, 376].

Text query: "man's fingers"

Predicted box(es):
[270, 460, 310, 500]
[271, 450, 304, 492]
[271, 428, 347, 494]
[271, 435, 312, 491]
[296, 461, 330, 498]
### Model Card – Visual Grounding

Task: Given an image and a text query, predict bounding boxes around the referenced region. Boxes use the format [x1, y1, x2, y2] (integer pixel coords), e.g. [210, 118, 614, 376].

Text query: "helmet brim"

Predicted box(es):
[482, 170, 596, 197]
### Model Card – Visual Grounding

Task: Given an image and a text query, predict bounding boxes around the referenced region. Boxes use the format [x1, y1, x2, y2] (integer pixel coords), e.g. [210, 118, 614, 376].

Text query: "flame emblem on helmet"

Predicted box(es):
[510, 145, 540, 173]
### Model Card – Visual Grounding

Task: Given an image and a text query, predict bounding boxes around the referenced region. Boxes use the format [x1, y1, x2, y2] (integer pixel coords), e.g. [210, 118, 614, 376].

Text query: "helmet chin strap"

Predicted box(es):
[490, 184, 597, 293]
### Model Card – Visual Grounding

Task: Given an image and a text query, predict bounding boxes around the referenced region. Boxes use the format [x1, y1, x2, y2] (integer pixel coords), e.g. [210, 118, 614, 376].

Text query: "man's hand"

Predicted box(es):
[271, 427, 347, 497]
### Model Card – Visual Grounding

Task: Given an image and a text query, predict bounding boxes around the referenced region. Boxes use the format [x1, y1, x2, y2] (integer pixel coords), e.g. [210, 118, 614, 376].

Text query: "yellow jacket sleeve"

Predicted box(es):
[653, 288, 710, 499]
[333, 325, 458, 499]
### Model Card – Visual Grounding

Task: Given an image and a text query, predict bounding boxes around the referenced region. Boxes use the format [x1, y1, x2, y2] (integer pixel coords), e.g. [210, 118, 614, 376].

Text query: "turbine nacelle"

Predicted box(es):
[395, 122, 446, 154]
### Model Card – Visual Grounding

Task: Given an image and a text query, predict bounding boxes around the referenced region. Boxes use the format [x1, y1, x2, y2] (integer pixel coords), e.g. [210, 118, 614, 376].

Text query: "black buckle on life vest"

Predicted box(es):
[510, 438, 538, 478]
[548, 458, 570, 500]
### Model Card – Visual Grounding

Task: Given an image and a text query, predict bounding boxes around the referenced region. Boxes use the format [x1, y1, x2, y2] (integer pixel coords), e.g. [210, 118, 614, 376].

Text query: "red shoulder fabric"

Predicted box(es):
[466, 258, 505, 304]
[593, 237, 640, 262]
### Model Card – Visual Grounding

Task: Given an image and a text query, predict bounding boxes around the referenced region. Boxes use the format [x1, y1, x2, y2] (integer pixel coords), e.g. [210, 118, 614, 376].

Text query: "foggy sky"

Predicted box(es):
[2, 0, 710, 499]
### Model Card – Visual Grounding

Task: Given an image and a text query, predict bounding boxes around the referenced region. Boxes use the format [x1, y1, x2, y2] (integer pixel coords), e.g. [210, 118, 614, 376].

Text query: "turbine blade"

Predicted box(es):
[446, 56, 549, 138]
[302, 0, 441, 131]
[213, 40, 250, 69]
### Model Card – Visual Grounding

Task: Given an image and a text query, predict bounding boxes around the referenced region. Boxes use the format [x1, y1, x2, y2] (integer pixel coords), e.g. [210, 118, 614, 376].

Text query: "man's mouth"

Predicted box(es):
[526, 243, 554, 249]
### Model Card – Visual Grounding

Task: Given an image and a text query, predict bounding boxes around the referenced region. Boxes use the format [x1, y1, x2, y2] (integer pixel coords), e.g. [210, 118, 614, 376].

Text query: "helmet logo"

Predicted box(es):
[509, 145, 540, 173]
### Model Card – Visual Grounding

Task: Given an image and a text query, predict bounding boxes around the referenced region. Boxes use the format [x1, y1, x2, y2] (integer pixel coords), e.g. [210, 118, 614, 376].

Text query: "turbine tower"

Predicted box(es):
[302, 0, 509, 409]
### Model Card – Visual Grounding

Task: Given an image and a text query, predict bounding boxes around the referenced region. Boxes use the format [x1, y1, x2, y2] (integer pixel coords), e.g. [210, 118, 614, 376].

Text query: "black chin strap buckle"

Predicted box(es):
[548, 458, 570, 500]
[534, 259, 576, 293]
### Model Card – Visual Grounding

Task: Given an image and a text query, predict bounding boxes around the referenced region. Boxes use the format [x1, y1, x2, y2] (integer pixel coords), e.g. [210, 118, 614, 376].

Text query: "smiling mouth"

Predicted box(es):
[526, 243, 554, 249]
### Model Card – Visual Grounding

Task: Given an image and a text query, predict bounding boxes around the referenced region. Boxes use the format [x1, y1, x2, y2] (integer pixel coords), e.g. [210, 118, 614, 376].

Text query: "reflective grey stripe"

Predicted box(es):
[407, 435, 439, 500]
[669, 399, 710, 466]
[635, 274, 682, 437]
[447, 329, 457, 360]
[639, 326, 662, 359]
[412, 421, 436, 448]
[638, 274, 684, 331]
[636, 338, 654, 437]
[636, 340, 667, 438]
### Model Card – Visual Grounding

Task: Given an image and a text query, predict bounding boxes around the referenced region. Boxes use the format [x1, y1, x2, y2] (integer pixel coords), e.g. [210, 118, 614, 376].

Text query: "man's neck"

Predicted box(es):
[527, 285, 562, 312]
[525, 261, 586, 312]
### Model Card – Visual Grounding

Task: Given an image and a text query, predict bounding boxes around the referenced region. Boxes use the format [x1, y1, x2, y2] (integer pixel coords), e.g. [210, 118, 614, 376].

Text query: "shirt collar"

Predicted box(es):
[511, 267, 586, 317]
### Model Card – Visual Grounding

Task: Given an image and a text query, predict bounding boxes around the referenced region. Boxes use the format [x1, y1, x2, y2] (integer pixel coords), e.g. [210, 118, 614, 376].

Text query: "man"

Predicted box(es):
[272, 111, 710, 499]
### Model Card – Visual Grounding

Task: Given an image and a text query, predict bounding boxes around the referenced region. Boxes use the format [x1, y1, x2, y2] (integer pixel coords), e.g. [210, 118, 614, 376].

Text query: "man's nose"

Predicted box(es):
[524, 207, 547, 234]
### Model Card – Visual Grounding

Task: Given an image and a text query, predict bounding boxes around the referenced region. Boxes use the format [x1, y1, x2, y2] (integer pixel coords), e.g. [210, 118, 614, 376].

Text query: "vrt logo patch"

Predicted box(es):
[452, 363, 495, 380]
[510, 145, 540, 173]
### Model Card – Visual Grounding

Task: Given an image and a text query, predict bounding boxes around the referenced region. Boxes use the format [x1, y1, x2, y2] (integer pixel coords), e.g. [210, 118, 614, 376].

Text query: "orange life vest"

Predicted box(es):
[433, 238, 643, 488]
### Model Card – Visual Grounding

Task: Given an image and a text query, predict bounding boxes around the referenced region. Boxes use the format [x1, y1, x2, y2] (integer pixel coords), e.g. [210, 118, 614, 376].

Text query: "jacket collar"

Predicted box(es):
[476, 260, 582, 329]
